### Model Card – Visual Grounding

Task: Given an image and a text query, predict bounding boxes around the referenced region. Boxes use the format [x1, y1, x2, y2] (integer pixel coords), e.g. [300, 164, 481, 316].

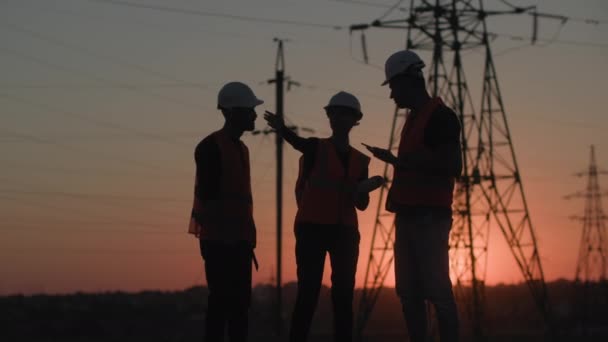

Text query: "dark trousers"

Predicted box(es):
[289, 223, 360, 342]
[394, 211, 459, 342]
[200, 240, 253, 342]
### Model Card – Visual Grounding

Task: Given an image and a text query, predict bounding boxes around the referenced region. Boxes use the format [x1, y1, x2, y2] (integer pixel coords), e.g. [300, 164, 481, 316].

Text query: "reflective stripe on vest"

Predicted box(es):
[295, 139, 370, 227]
[188, 130, 256, 243]
[387, 97, 455, 210]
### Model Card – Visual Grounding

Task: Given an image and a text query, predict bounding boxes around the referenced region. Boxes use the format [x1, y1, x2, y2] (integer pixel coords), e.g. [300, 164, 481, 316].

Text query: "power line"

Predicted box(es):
[0, 222, 182, 235]
[0, 127, 186, 175]
[1, 222, 275, 247]
[497, 0, 608, 25]
[87, 0, 344, 30]
[0, 83, 208, 90]
[0, 159, 181, 179]
[0, 174, 282, 237]
[297, 81, 387, 101]
[0, 47, 211, 112]
[376, 1, 405, 21]
[351, 2, 560, 338]
[0, 177, 186, 221]
[0, 22, 217, 91]
[0, 178, 185, 214]
[495, 31, 608, 48]
[38, 2, 273, 42]
[0, 246, 193, 254]
[0, 188, 183, 221]
[0, 49, 293, 228]
[0, 131, 196, 143]
[0, 91, 190, 149]
[0, 192, 279, 238]
[0, 189, 188, 203]
[29, 3, 340, 51]
[0, 194, 178, 229]
[349, 4, 608, 51]
[563, 16, 608, 25]
[0, 42, 291, 221]
[329, 0, 404, 9]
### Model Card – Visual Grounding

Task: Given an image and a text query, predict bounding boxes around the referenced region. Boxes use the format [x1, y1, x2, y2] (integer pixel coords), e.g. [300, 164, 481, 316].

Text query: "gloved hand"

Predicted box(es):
[356, 175, 385, 193]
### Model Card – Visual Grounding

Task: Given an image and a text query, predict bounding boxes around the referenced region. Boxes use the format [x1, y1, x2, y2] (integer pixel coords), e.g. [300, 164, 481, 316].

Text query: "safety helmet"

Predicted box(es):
[381, 50, 425, 86]
[217, 81, 264, 109]
[324, 91, 363, 120]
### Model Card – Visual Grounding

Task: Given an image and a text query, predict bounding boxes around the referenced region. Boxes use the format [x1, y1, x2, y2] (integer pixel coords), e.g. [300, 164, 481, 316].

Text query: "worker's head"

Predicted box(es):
[324, 91, 363, 134]
[382, 50, 426, 109]
[217, 81, 263, 131]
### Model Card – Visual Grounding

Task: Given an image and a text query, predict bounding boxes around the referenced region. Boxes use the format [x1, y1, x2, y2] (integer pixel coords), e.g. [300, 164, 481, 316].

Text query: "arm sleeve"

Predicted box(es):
[298, 138, 319, 182]
[194, 138, 221, 202]
[302, 137, 319, 156]
[283, 127, 313, 153]
[420, 107, 463, 177]
[424, 108, 461, 149]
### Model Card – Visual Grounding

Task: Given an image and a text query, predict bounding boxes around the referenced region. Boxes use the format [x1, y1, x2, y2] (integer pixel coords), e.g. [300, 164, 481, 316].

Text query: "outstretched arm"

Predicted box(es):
[367, 144, 461, 177]
[264, 111, 309, 153]
[366, 109, 462, 177]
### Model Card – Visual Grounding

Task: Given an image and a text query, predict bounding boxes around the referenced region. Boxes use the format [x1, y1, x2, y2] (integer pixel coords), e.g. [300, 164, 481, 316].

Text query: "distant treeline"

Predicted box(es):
[2, 279, 607, 342]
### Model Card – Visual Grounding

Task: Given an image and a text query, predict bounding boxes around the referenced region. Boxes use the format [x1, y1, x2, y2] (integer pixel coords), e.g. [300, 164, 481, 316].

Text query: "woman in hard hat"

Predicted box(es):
[189, 81, 263, 342]
[264, 91, 383, 342]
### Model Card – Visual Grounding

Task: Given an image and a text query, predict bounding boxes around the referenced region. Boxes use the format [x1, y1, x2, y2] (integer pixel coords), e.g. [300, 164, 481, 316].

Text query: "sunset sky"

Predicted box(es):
[1, 0, 608, 295]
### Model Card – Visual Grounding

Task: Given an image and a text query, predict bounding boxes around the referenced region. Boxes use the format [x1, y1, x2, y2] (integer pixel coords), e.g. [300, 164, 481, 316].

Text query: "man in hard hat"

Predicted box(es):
[265, 91, 383, 342]
[365, 50, 462, 341]
[188, 81, 263, 342]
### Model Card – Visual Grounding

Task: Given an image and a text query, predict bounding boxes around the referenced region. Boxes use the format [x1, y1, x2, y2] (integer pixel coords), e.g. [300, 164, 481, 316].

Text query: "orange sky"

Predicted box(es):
[0, 143, 591, 294]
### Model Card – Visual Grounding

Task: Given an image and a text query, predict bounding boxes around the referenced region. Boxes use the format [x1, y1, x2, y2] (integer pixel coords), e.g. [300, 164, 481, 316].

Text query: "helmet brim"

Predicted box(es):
[218, 98, 264, 110]
[324, 105, 363, 121]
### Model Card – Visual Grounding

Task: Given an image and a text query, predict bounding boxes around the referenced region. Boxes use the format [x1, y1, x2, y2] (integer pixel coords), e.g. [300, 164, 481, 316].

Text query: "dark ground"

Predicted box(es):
[2, 280, 607, 341]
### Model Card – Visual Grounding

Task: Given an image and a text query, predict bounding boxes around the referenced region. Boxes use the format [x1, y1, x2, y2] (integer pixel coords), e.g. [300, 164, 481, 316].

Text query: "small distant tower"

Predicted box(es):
[566, 145, 608, 334]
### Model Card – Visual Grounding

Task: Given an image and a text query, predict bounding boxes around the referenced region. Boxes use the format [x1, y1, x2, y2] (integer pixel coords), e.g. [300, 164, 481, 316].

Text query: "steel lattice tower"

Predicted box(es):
[352, 1, 552, 339]
[566, 145, 608, 334]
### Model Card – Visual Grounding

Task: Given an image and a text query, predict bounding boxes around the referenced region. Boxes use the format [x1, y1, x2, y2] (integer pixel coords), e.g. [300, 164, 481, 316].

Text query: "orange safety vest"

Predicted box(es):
[386, 97, 455, 211]
[188, 130, 256, 243]
[295, 139, 370, 228]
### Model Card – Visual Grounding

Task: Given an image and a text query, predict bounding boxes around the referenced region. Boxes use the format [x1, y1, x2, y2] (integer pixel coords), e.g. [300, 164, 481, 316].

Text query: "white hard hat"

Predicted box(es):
[381, 50, 425, 86]
[217, 81, 264, 109]
[324, 91, 363, 120]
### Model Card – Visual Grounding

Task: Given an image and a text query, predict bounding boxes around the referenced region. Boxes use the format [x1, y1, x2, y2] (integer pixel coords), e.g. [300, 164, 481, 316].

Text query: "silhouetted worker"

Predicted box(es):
[188, 81, 263, 342]
[364, 50, 462, 342]
[265, 92, 383, 342]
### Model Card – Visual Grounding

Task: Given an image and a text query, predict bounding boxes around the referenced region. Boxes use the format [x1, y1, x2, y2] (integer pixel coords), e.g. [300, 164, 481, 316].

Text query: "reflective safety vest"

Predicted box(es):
[188, 130, 256, 243]
[295, 139, 370, 228]
[386, 97, 455, 212]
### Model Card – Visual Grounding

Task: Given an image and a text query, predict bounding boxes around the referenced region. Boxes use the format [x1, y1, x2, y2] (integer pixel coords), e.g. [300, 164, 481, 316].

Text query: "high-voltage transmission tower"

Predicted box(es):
[565, 145, 608, 334]
[350, 1, 553, 339]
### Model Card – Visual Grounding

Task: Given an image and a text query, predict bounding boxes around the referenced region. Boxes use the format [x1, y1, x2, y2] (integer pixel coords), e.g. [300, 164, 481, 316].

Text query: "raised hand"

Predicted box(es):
[363, 143, 398, 165]
[263, 110, 285, 131]
[356, 175, 386, 193]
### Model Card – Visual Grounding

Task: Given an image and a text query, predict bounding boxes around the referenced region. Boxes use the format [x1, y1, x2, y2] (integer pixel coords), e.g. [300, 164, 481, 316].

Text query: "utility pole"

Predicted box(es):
[565, 145, 608, 336]
[268, 38, 286, 337]
[265, 38, 301, 337]
[252, 37, 312, 338]
[350, 1, 559, 340]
